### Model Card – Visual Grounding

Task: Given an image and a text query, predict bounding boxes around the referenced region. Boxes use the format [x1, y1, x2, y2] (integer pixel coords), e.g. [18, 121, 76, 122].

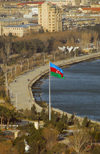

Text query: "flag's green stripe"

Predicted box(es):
[50, 72, 64, 79]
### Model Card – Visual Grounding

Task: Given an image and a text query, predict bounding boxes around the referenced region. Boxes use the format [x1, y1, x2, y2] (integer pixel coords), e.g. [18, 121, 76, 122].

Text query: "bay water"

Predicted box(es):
[34, 59, 100, 121]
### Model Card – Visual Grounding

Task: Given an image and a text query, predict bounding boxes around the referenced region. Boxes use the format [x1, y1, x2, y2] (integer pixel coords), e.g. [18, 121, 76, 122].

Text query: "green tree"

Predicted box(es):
[31, 104, 37, 120]
[5, 109, 16, 129]
[47, 37, 55, 54]
[68, 114, 75, 125]
[55, 114, 68, 132]
[61, 113, 68, 125]
[33, 39, 45, 53]
[82, 117, 91, 127]
[95, 131, 100, 142]
[0, 106, 7, 129]
[56, 121, 65, 133]
[0, 71, 5, 87]
[26, 124, 46, 154]
[40, 108, 48, 122]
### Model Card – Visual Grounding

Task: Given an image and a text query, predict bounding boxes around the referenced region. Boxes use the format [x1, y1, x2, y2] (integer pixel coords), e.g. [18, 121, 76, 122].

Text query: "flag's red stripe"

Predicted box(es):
[50, 67, 63, 77]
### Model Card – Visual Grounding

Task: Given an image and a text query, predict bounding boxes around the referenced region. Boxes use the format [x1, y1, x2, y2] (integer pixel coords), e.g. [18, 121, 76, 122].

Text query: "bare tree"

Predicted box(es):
[69, 129, 91, 154]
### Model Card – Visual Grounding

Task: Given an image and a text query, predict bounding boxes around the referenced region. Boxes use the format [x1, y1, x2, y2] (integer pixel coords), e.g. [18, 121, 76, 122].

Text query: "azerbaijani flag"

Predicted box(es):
[50, 62, 64, 79]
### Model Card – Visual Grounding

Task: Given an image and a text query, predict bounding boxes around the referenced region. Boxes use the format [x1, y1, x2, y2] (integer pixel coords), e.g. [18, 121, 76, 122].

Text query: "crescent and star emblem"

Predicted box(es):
[56, 70, 60, 74]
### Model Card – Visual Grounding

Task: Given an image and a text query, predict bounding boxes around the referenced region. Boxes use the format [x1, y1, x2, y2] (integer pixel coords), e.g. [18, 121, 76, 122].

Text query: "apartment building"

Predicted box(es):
[38, 2, 62, 32]
[72, 0, 81, 6]
[66, 0, 80, 6]
[46, 0, 66, 7]
[46, 0, 80, 7]
[80, 0, 90, 6]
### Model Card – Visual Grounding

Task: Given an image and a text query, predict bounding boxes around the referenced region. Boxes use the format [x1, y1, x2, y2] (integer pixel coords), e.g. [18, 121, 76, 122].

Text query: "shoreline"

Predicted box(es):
[32, 64, 100, 125]
[29, 53, 100, 124]
[9, 52, 100, 124]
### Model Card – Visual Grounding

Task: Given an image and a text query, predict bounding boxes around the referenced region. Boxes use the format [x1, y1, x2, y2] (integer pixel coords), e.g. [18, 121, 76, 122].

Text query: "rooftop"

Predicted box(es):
[4, 23, 39, 28]
[0, 18, 26, 22]
[5, 24, 28, 28]
[82, 7, 100, 12]
[17, 1, 44, 6]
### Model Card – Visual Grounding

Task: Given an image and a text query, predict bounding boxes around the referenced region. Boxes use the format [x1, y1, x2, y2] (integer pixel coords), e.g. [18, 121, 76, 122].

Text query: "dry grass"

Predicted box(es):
[0, 140, 18, 154]
[0, 103, 14, 110]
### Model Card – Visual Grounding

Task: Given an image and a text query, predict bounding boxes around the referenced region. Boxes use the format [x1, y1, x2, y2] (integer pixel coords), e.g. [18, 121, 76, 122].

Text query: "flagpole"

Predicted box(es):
[49, 61, 51, 121]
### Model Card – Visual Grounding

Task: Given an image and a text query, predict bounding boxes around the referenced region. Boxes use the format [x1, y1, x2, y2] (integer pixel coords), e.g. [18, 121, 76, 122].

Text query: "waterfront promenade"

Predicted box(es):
[9, 52, 100, 112]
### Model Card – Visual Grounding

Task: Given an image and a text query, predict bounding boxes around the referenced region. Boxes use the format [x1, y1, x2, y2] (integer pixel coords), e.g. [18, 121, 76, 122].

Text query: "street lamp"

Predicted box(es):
[20, 61, 23, 72]
[27, 59, 30, 70]
[5, 65, 9, 97]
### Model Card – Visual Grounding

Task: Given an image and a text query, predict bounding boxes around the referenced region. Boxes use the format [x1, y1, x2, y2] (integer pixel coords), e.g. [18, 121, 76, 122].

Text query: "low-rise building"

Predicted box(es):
[2, 23, 41, 37]
[26, 120, 44, 130]
[33, 120, 44, 129]
[27, 23, 41, 32]
[3, 24, 29, 37]
[0, 17, 28, 35]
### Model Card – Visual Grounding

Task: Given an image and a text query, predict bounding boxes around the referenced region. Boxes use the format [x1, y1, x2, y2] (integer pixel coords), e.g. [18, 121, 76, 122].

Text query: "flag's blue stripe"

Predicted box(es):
[50, 62, 63, 74]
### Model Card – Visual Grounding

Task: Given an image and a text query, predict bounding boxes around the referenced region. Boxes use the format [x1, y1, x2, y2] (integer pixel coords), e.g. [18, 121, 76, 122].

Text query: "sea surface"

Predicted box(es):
[33, 59, 100, 121]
